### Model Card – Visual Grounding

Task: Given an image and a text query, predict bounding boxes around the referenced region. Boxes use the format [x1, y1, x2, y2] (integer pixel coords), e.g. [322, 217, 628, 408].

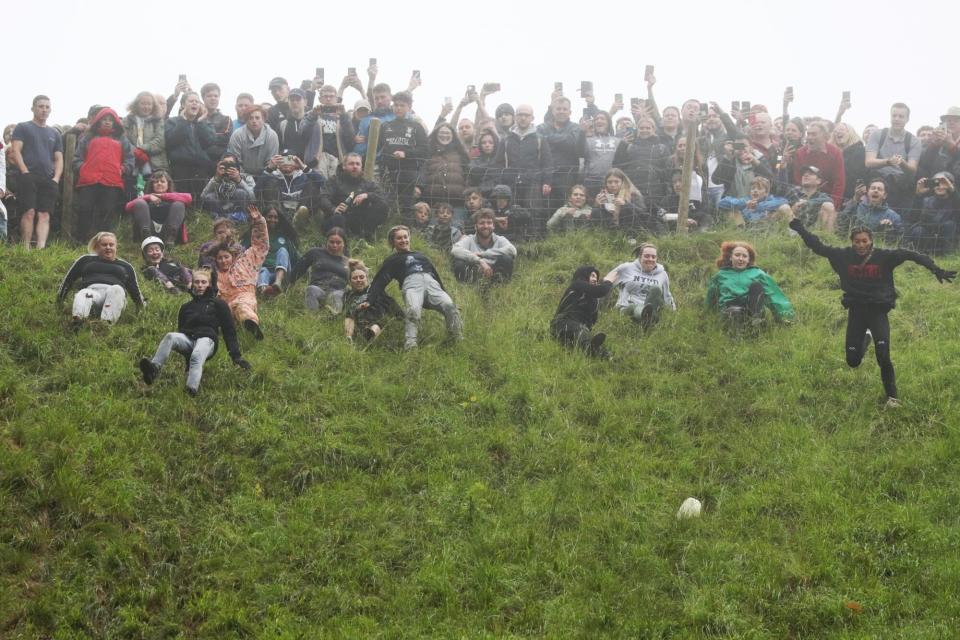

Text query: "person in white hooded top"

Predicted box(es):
[451, 208, 517, 283]
[604, 242, 676, 329]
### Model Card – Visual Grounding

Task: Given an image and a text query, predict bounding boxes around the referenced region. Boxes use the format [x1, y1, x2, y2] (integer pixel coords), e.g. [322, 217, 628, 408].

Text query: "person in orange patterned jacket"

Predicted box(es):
[207, 204, 269, 339]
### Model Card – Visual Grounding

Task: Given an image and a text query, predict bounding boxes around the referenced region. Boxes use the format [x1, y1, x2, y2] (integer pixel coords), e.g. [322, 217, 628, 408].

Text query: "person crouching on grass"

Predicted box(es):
[139, 268, 250, 396]
[206, 204, 268, 339]
[366, 225, 463, 350]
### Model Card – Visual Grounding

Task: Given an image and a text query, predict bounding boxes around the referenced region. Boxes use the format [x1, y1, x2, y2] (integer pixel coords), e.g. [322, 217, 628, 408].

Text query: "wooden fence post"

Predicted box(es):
[676, 121, 698, 233]
[363, 118, 381, 181]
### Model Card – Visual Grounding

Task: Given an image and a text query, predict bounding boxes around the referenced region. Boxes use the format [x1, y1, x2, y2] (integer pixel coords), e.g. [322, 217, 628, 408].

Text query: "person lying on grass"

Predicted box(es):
[705, 240, 795, 324]
[139, 268, 250, 396]
[343, 259, 403, 343]
[140, 236, 192, 294]
[206, 204, 268, 339]
[58, 231, 145, 327]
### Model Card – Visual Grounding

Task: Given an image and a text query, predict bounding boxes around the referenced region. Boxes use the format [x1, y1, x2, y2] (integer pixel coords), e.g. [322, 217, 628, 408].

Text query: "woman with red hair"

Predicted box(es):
[705, 240, 795, 323]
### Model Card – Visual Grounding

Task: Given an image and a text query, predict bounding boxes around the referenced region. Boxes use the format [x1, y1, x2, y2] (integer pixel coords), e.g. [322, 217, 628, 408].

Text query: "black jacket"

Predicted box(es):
[58, 255, 145, 307]
[164, 117, 217, 171]
[494, 129, 553, 186]
[790, 218, 941, 310]
[319, 169, 386, 216]
[552, 267, 612, 328]
[613, 137, 673, 207]
[287, 248, 349, 289]
[538, 121, 587, 179]
[177, 288, 242, 360]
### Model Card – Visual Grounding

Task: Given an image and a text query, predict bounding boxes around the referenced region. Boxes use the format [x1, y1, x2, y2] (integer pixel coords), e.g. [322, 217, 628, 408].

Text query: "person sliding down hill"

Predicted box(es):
[705, 240, 795, 325]
[550, 266, 616, 358]
[139, 268, 250, 396]
[789, 215, 955, 408]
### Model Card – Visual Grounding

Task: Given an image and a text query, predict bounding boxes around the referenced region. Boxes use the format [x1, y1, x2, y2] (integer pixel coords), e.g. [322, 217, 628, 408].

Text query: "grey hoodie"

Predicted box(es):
[611, 260, 676, 310]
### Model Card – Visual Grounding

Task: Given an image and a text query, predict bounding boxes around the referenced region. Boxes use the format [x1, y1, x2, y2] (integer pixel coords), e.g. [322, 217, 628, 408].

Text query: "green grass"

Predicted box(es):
[2, 216, 960, 638]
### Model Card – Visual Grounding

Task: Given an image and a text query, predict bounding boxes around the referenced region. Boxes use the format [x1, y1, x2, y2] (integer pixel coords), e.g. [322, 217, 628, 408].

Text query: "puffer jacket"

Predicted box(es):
[420, 147, 468, 203]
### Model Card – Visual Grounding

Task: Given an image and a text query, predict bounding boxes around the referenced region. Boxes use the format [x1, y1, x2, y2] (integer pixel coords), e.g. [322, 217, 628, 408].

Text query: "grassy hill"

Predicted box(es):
[1, 219, 959, 638]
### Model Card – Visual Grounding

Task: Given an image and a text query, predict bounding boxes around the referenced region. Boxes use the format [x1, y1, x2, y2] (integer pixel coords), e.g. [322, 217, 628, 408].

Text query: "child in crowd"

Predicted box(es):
[140, 236, 192, 293]
[718, 176, 789, 227]
[139, 268, 251, 396]
[343, 259, 403, 343]
[411, 202, 432, 232]
[198, 218, 243, 270]
[426, 202, 462, 251]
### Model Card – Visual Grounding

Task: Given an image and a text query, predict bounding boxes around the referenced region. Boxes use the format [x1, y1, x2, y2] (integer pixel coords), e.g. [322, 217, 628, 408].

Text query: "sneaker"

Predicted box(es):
[884, 397, 901, 409]
[186, 386, 198, 397]
[862, 329, 873, 354]
[638, 305, 656, 331]
[589, 332, 607, 351]
[262, 284, 280, 299]
[139, 358, 159, 385]
[403, 340, 418, 351]
[243, 319, 264, 340]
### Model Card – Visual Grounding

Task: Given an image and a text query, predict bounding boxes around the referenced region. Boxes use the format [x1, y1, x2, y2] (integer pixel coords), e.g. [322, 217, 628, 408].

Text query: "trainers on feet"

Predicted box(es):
[263, 284, 280, 299]
[884, 396, 901, 409]
[139, 358, 159, 385]
[638, 305, 655, 330]
[243, 319, 264, 340]
[186, 386, 198, 397]
[589, 332, 607, 350]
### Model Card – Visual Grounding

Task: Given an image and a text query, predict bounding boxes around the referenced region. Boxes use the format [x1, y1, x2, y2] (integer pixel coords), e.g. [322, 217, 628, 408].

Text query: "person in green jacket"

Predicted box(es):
[706, 240, 795, 323]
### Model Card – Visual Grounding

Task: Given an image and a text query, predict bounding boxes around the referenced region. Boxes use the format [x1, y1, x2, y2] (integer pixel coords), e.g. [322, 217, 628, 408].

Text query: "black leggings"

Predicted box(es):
[845, 304, 896, 398]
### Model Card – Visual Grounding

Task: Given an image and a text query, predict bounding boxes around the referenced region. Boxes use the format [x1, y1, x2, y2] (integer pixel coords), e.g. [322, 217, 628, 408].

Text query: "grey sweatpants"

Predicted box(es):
[151, 333, 215, 392]
[621, 284, 665, 322]
[401, 273, 462, 347]
[305, 285, 345, 313]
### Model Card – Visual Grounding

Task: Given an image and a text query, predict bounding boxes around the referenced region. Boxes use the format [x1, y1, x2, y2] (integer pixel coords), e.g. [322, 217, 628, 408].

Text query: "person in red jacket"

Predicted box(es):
[73, 107, 135, 242]
[793, 121, 846, 208]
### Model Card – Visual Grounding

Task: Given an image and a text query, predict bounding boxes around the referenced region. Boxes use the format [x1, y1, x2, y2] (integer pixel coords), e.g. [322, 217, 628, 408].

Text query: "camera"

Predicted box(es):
[321, 105, 340, 114]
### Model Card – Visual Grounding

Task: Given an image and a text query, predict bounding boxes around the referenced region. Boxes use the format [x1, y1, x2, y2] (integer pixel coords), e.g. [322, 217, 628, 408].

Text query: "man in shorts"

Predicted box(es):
[11, 95, 63, 248]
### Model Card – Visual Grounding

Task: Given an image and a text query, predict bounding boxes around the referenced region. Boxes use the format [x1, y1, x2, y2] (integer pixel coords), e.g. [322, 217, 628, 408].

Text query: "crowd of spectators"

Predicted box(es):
[3, 65, 959, 254]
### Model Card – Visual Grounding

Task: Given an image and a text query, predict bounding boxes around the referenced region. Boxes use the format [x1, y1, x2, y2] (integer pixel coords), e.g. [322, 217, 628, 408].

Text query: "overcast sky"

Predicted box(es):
[4, 0, 957, 138]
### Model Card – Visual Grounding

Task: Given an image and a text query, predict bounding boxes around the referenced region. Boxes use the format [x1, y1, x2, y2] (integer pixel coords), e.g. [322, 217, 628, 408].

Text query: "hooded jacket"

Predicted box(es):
[610, 260, 676, 310]
[176, 286, 242, 360]
[705, 266, 794, 320]
[420, 143, 468, 203]
[74, 108, 135, 188]
[551, 266, 613, 328]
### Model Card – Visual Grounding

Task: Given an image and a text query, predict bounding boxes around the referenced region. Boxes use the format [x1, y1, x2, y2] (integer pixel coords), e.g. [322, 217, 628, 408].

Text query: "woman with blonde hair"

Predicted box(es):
[123, 91, 168, 174]
[705, 240, 794, 323]
[592, 168, 660, 232]
[57, 232, 145, 325]
[831, 122, 866, 202]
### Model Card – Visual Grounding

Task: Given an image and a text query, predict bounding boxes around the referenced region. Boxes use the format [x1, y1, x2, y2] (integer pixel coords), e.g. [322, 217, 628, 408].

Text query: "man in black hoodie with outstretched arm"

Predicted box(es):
[139, 268, 251, 396]
[788, 214, 955, 408]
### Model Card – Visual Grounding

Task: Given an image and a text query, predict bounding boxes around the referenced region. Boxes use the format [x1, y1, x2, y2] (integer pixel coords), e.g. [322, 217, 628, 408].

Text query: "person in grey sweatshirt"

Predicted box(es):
[450, 208, 518, 283]
[604, 242, 676, 329]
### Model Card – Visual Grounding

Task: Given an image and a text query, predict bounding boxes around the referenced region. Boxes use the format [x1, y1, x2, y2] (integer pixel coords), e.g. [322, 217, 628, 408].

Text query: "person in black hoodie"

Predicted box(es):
[319, 153, 388, 237]
[789, 215, 956, 407]
[138, 268, 250, 396]
[378, 91, 428, 223]
[550, 265, 616, 358]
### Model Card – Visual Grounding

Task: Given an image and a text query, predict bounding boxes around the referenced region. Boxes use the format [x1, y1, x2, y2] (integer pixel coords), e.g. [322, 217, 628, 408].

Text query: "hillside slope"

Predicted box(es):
[2, 223, 959, 638]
